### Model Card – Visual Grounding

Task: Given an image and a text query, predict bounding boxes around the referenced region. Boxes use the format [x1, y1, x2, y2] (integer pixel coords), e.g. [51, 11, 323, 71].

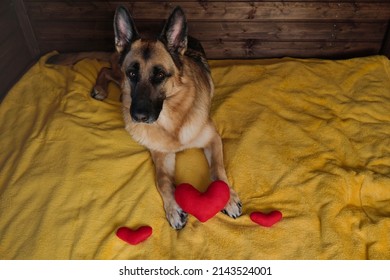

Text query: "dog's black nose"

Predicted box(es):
[130, 101, 151, 123]
[132, 111, 149, 123]
[130, 100, 160, 124]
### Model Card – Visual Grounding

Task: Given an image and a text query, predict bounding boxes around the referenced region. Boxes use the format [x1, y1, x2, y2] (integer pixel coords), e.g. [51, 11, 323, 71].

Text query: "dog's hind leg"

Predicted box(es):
[204, 128, 243, 219]
[91, 67, 119, 100]
[150, 151, 188, 229]
[45, 51, 123, 101]
[91, 53, 123, 100]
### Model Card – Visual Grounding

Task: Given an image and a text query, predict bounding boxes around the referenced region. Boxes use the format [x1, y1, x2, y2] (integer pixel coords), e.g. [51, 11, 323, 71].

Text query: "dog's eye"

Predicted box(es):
[127, 70, 138, 81]
[156, 71, 165, 80]
[151, 69, 168, 85]
[128, 71, 136, 78]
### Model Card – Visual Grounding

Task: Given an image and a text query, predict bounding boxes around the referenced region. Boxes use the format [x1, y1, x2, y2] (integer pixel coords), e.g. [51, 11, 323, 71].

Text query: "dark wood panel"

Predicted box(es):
[0, 0, 37, 100]
[192, 21, 387, 41]
[25, 1, 390, 21]
[0, 3, 19, 43]
[381, 25, 390, 57]
[38, 39, 382, 59]
[38, 39, 113, 54]
[22, 0, 390, 2]
[32, 20, 387, 41]
[0, 0, 13, 13]
[0, 32, 32, 76]
[14, 0, 40, 58]
[202, 40, 382, 58]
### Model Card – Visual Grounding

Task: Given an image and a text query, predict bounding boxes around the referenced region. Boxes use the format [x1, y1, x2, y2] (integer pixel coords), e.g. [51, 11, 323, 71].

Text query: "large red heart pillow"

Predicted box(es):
[116, 226, 152, 245]
[175, 180, 230, 222]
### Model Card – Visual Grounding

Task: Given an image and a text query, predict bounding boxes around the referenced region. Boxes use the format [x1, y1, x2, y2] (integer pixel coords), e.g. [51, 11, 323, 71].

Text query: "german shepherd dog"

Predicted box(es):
[51, 6, 242, 229]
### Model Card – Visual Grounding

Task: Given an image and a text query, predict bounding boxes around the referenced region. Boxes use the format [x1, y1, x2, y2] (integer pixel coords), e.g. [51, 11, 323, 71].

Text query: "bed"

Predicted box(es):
[1, 1, 390, 260]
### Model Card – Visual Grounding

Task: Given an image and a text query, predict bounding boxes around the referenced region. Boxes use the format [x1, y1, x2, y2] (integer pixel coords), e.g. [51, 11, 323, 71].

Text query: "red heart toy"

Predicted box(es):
[250, 211, 283, 227]
[175, 180, 230, 222]
[116, 226, 152, 245]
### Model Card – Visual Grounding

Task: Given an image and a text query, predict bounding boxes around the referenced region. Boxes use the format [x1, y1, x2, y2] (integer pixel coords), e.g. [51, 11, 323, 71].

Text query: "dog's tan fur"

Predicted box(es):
[49, 6, 242, 229]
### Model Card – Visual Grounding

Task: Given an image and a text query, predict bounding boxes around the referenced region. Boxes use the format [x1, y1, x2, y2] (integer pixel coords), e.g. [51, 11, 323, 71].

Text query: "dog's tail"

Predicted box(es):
[46, 51, 112, 65]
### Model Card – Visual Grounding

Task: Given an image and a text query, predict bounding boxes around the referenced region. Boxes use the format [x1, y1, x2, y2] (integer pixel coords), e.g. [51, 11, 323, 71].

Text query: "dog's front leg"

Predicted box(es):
[204, 130, 243, 219]
[150, 150, 188, 229]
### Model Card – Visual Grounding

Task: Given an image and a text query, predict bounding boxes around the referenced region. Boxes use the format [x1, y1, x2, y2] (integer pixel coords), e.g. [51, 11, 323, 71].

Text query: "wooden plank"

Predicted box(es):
[22, 0, 390, 3]
[0, 0, 35, 100]
[35, 38, 382, 59]
[38, 39, 113, 54]
[0, 32, 31, 75]
[0, 37, 33, 100]
[25, 1, 390, 21]
[380, 25, 390, 57]
[31, 20, 387, 42]
[0, 0, 12, 13]
[13, 0, 40, 59]
[190, 21, 387, 41]
[202, 40, 382, 59]
[0, 4, 19, 43]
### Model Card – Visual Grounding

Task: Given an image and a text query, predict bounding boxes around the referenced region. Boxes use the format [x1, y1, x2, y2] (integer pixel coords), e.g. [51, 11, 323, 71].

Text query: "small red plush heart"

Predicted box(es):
[175, 180, 230, 222]
[250, 211, 283, 227]
[116, 226, 152, 245]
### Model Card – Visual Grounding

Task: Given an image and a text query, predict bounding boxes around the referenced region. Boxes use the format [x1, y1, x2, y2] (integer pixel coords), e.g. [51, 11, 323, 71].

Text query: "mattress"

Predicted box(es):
[0, 53, 389, 259]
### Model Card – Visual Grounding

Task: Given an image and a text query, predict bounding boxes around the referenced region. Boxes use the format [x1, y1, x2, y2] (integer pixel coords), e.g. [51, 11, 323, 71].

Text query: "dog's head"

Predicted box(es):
[114, 6, 188, 124]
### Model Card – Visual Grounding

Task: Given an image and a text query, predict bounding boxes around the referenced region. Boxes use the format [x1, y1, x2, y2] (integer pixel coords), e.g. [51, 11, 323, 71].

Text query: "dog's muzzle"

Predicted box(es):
[130, 100, 159, 124]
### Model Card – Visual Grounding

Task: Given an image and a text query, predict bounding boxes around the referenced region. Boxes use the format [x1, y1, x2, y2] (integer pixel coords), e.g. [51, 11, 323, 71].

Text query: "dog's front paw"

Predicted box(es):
[222, 190, 242, 219]
[91, 86, 108, 101]
[166, 203, 188, 230]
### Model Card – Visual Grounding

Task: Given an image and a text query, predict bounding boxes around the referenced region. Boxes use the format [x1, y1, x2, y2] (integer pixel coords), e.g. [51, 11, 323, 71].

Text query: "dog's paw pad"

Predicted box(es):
[91, 87, 107, 100]
[222, 193, 242, 219]
[167, 207, 188, 230]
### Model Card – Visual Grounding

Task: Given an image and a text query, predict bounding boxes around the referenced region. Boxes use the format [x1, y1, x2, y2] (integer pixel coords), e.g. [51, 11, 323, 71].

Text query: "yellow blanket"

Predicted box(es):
[0, 53, 389, 259]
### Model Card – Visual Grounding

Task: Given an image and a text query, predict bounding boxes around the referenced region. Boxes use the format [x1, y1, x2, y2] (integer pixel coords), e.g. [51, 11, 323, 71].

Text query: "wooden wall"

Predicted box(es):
[0, 0, 39, 100]
[23, 0, 390, 59]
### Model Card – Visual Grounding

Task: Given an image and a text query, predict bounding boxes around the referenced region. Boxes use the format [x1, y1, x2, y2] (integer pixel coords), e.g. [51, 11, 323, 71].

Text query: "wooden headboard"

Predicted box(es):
[1, 0, 390, 100]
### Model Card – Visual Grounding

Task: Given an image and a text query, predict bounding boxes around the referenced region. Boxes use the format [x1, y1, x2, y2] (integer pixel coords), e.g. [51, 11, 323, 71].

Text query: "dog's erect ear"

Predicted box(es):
[114, 6, 139, 53]
[160, 7, 188, 55]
